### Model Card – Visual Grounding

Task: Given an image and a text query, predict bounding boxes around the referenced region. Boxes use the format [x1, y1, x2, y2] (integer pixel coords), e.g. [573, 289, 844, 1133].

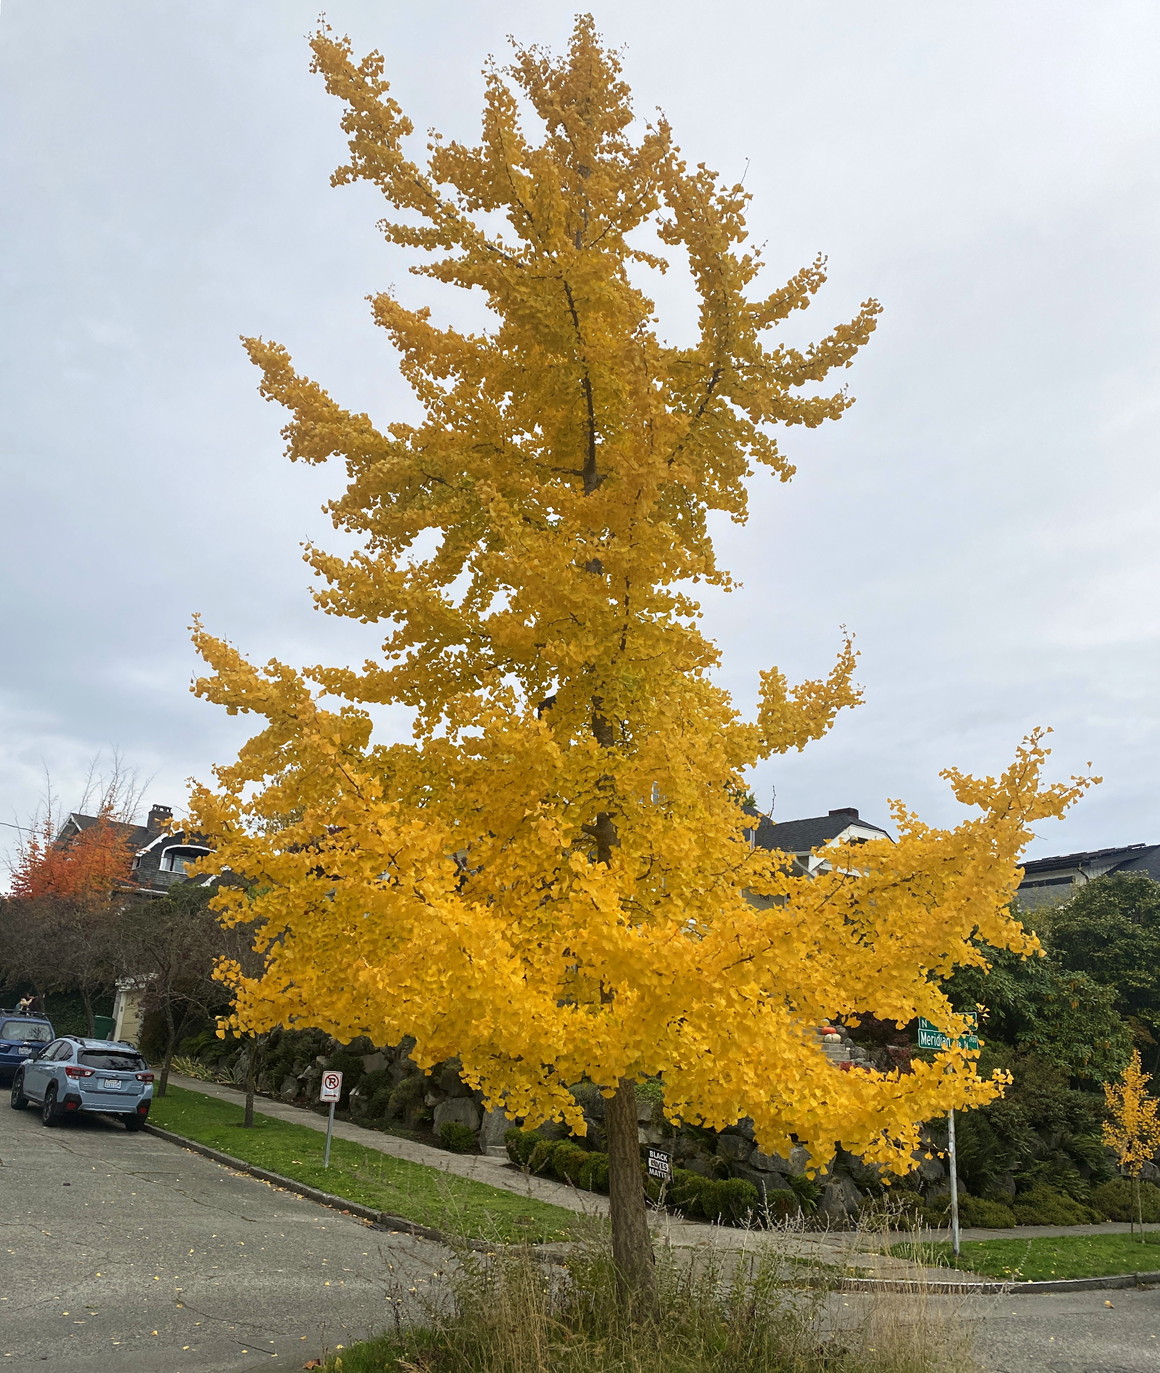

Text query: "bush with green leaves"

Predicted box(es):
[1012, 1185, 1100, 1226]
[387, 1072, 428, 1122]
[700, 1178, 758, 1224]
[956, 1194, 1017, 1229]
[504, 1127, 543, 1166]
[923, 1194, 1017, 1229]
[859, 1187, 926, 1227]
[577, 1152, 609, 1193]
[787, 1173, 822, 1215]
[1092, 1177, 1160, 1223]
[548, 1142, 591, 1185]
[761, 1188, 799, 1222]
[438, 1121, 478, 1153]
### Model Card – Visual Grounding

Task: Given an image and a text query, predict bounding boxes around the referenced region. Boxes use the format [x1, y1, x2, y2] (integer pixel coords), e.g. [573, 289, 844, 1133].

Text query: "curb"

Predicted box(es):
[833, 1269, 1160, 1296]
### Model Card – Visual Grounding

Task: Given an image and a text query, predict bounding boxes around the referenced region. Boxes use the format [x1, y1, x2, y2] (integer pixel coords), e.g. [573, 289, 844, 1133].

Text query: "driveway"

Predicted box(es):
[0, 1099, 448, 1372]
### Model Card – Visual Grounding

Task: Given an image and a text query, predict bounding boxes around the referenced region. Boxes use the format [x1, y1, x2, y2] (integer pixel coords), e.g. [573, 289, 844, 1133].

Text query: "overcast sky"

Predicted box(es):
[2, 0, 1159, 874]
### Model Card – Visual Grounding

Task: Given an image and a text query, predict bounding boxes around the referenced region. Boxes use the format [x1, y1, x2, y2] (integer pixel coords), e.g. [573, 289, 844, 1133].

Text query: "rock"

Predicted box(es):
[388, 1061, 416, 1088]
[635, 1096, 655, 1123]
[479, 1107, 515, 1151]
[639, 1124, 673, 1146]
[836, 1147, 882, 1189]
[279, 1075, 299, 1102]
[433, 1098, 482, 1133]
[912, 1151, 946, 1183]
[817, 1175, 863, 1222]
[434, 1060, 473, 1097]
[750, 1149, 791, 1175]
[361, 1051, 388, 1076]
[716, 1133, 753, 1163]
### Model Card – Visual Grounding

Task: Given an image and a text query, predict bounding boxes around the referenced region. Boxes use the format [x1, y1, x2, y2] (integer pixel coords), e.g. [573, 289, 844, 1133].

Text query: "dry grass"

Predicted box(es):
[325, 1219, 975, 1373]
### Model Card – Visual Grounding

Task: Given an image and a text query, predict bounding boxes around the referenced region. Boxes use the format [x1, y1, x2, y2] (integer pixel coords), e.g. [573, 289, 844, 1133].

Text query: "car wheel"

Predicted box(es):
[10, 1073, 29, 1110]
[41, 1083, 60, 1127]
[123, 1113, 145, 1132]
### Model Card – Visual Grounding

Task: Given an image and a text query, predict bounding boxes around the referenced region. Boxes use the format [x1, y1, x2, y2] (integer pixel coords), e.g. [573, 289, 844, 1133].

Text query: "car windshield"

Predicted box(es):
[0, 1020, 53, 1043]
[79, 1051, 146, 1072]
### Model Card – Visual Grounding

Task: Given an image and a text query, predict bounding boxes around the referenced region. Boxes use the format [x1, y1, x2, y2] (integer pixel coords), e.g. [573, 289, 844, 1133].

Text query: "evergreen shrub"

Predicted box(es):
[1092, 1178, 1160, 1223]
[387, 1073, 427, 1120]
[548, 1142, 590, 1185]
[787, 1173, 822, 1214]
[504, 1127, 543, 1166]
[438, 1121, 478, 1153]
[956, 1194, 1017, 1229]
[762, 1188, 798, 1222]
[577, 1152, 609, 1193]
[527, 1138, 560, 1175]
[1012, 1185, 1100, 1226]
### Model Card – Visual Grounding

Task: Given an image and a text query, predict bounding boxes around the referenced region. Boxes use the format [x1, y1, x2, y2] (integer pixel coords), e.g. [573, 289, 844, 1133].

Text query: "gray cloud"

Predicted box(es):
[2, 0, 1158, 871]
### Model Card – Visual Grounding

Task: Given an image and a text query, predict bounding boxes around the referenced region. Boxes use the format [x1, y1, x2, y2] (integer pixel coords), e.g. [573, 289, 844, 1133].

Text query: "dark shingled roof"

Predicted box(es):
[1021, 844, 1153, 874]
[65, 813, 151, 850]
[750, 809, 889, 854]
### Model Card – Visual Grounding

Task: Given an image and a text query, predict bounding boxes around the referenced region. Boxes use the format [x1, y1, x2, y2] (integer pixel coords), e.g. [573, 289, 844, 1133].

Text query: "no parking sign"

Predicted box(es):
[320, 1070, 343, 1103]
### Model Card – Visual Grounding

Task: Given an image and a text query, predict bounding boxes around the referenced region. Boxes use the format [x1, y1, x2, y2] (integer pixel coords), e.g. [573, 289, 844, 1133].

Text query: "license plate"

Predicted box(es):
[101, 1078, 123, 1090]
[17, 1047, 31, 1056]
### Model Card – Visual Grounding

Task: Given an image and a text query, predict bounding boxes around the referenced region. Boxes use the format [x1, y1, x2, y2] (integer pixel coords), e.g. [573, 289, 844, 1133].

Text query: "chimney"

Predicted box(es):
[829, 807, 859, 820]
[146, 804, 173, 834]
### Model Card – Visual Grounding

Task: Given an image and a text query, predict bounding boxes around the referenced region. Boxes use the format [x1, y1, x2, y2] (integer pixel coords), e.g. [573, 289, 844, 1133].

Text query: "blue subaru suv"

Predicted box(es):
[0, 1009, 55, 1082]
[10, 1036, 154, 1130]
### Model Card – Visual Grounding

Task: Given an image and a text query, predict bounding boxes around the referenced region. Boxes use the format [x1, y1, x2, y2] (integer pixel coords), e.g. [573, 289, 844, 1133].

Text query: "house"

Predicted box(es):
[56, 803, 212, 896]
[1017, 843, 1160, 910]
[748, 806, 891, 871]
[743, 806, 891, 908]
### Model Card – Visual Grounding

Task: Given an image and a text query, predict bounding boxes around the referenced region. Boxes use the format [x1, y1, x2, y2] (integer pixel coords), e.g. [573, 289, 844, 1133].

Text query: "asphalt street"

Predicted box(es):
[961, 1289, 1160, 1373]
[5, 1096, 1160, 1372]
[0, 1097, 448, 1372]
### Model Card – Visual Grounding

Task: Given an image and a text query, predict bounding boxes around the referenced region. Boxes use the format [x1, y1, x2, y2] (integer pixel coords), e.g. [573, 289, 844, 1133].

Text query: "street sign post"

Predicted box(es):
[320, 1070, 343, 1168]
[916, 1013, 980, 1258]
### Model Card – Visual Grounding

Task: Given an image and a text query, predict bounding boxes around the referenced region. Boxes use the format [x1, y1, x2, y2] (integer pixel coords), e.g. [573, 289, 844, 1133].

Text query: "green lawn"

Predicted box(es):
[891, 1232, 1160, 1282]
[149, 1085, 575, 1244]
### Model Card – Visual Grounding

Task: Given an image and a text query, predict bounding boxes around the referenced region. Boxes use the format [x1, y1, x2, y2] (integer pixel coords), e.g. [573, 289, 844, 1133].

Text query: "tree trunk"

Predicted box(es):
[81, 988, 95, 1037]
[606, 1077, 657, 1319]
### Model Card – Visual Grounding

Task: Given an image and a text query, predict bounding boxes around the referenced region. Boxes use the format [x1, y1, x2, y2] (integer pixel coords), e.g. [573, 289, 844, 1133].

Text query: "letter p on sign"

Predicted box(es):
[320, 1070, 343, 1103]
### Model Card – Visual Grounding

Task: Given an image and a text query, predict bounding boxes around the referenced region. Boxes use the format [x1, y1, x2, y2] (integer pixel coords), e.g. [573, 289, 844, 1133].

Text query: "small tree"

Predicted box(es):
[190, 18, 1091, 1311]
[6, 787, 135, 1034]
[1102, 1049, 1160, 1238]
[117, 883, 233, 1096]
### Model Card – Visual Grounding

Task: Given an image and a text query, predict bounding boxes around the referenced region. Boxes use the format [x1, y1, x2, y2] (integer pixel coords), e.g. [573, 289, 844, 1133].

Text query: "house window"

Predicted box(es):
[159, 845, 209, 874]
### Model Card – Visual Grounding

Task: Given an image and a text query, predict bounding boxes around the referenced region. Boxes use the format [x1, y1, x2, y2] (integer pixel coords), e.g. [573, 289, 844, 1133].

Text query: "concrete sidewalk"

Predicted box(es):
[167, 1075, 1160, 1282]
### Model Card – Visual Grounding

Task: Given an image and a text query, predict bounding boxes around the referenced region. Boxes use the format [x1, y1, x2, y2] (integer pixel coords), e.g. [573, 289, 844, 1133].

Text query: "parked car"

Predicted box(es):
[10, 1036, 154, 1130]
[0, 1009, 55, 1082]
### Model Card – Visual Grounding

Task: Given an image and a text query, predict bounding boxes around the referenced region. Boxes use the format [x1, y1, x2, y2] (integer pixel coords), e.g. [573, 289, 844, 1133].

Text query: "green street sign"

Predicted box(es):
[918, 1013, 980, 1051]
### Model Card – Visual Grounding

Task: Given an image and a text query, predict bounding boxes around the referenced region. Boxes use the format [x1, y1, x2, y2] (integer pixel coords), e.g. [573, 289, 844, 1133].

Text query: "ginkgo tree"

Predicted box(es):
[190, 16, 1090, 1307]
[1103, 1049, 1160, 1238]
